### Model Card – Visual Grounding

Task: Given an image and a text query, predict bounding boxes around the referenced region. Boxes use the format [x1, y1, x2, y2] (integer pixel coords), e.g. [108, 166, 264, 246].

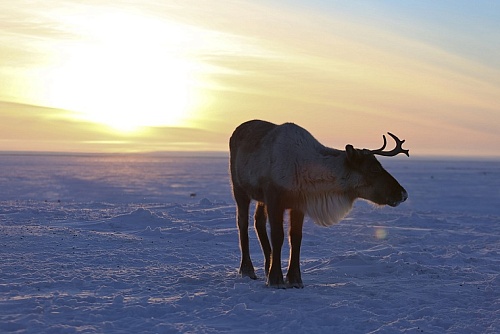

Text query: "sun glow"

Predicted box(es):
[47, 11, 202, 132]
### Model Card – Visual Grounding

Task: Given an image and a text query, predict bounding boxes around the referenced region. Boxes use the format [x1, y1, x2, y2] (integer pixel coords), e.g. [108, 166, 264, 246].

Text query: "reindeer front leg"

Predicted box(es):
[286, 209, 304, 288]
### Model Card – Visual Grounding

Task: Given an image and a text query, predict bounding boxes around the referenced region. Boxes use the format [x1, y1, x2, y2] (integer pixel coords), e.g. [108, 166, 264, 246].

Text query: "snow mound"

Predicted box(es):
[100, 208, 169, 232]
[199, 197, 213, 206]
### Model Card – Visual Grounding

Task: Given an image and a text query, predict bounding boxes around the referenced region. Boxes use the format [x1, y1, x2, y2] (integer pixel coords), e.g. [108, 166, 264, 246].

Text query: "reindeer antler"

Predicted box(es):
[369, 132, 409, 157]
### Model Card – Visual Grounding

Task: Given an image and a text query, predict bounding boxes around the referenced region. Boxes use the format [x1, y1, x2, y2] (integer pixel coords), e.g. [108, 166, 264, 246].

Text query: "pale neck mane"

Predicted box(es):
[305, 193, 354, 227]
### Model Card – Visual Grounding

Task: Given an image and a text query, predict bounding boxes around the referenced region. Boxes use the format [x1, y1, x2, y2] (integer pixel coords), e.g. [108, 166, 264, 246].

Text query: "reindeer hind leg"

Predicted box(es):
[266, 197, 286, 289]
[234, 187, 256, 279]
[254, 202, 271, 276]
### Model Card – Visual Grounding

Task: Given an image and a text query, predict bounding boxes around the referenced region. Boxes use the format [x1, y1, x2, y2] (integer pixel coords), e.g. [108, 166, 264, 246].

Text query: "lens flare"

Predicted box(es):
[375, 228, 388, 240]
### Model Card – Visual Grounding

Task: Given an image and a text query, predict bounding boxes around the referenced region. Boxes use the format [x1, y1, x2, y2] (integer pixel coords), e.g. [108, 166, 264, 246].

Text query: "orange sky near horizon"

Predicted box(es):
[1, 0, 499, 157]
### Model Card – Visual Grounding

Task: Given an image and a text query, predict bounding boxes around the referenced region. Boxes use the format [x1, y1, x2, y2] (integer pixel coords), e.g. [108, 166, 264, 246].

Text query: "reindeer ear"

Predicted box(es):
[345, 144, 362, 165]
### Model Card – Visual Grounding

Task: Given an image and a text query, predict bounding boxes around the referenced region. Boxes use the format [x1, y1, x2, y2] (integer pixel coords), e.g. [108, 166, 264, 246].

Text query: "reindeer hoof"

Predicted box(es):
[286, 269, 303, 288]
[267, 281, 286, 289]
[286, 281, 304, 289]
[239, 266, 257, 280]
[266, 273, 286, 288]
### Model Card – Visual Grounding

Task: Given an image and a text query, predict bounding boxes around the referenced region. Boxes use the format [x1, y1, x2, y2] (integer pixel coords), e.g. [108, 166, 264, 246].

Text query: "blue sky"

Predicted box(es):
[282, 0, 499, 66]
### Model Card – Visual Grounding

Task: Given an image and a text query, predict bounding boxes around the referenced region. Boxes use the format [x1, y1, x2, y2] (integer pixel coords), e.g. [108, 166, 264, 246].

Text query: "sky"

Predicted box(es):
[1, 0, 499, 157]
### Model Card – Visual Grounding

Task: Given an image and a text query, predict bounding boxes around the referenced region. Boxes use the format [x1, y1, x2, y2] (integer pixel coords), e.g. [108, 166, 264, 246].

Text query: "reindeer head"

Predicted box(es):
[345, 133, 409, 207]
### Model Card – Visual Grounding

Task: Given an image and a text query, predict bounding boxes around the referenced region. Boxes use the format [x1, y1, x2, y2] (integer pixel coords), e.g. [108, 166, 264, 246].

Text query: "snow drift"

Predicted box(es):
[0, 153, 498, 333]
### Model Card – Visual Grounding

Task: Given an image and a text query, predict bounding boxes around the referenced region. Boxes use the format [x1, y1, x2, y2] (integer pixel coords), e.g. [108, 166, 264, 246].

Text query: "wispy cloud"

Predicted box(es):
[171, 0, 500, 156]
[0, 0, 499, 156]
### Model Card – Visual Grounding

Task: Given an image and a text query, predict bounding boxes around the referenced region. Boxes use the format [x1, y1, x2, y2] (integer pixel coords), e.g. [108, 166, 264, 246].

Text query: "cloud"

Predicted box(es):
[0, 101, 226, 152]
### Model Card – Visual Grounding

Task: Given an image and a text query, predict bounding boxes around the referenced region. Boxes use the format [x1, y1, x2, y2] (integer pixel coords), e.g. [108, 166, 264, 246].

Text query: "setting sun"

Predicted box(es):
[46, 11, 201, 132]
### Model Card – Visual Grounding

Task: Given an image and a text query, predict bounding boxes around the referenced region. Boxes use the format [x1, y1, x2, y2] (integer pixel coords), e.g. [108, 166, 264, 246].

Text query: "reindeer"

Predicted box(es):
[229, 120, 409, 288]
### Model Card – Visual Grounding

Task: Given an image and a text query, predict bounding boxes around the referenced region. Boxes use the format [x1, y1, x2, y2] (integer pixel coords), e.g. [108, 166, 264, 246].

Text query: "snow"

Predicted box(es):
[0, 153, 499, 333]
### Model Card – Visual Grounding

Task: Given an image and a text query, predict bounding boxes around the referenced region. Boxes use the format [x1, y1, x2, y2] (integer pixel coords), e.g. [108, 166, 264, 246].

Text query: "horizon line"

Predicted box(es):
[1, 150, 499, 161]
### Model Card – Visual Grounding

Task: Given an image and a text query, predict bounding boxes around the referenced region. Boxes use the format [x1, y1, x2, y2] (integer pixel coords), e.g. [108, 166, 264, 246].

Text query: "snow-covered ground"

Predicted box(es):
[0, 153, 498, 333]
